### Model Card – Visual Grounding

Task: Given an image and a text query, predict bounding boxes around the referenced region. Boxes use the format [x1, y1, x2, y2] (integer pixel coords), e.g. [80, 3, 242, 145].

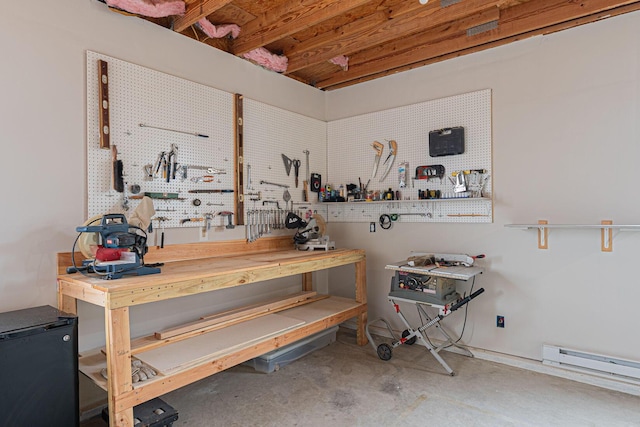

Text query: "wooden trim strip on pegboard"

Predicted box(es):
[235, 94, 244, 225]
[98, 59, 110, 149]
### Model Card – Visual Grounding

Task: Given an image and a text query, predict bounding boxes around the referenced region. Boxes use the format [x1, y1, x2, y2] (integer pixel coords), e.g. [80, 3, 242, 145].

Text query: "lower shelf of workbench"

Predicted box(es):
[79, 296, 364, 392]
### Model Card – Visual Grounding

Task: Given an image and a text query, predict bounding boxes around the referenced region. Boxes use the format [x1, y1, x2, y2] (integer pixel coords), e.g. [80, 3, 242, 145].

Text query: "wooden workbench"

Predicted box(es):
[57, 237, 367, 427]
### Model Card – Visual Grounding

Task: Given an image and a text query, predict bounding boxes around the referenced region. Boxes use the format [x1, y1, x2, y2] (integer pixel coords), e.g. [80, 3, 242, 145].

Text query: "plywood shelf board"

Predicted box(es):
[135, 296, 362, 376]
[83, 297, 366, 412]
[155, 292, 328, 340]
[124, 294, 337, 355]
[136, 314, 305, 375]
[123, 296, 328, 355]
[79, 350, 109, 392]
[275, 296, 363, 323]
[96, 297, 361, 381]
[80, 350, 167, 393]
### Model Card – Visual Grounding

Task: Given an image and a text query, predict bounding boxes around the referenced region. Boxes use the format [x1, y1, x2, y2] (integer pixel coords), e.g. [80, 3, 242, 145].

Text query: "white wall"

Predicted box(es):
[2, 0, 639, 363]
[326, 11, 640, 361]
[0, 0, 324, 349]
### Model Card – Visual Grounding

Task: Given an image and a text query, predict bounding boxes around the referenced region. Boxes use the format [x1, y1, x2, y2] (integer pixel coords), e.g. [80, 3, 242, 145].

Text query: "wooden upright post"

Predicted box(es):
[106, 307, 133, 427]
[234, 94, 244, 225]
[355, 257, 368, 346]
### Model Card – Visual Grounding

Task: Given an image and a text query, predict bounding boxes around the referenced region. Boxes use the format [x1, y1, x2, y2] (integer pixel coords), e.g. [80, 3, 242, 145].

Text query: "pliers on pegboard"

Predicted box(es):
[155, 151, 166, 178]
[155, 144, 179, 182]
[166, 144, 178, 182]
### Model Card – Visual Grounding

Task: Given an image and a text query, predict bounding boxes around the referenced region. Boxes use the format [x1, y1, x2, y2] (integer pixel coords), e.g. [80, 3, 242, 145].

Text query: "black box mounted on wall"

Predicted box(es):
[429, 127, 465, 157]
[310, 173, 321, 192]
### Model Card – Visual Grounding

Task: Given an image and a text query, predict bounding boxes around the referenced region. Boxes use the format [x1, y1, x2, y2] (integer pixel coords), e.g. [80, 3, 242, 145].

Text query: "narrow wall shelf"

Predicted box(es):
[505, 220, 640, 252]
[321, 197, 492, 205]
[505, 224, 640, 230]
[321, 197, 492, 224]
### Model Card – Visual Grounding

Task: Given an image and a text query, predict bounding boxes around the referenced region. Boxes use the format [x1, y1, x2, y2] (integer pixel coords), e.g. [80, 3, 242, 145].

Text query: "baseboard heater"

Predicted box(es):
[543, 344, 640, 380]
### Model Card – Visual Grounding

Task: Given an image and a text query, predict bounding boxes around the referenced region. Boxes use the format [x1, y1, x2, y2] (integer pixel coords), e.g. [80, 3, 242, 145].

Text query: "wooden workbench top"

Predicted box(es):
[57, 246, 365, 308]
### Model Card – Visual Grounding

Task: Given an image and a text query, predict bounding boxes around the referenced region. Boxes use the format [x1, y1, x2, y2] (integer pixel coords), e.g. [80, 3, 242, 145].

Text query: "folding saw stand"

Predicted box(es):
[365, 254, 485, 376]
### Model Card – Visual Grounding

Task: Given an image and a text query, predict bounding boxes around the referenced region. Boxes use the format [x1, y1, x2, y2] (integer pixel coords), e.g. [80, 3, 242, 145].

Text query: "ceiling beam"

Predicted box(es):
[285, 0, 503, 74]
[173, 0, 234, 33]
[316, 0, 640, 89]
[283, 11, 387, 68]
[346, 6, 500, 69]
[323, 2, 640, 90]
[232, 0, 372, 56]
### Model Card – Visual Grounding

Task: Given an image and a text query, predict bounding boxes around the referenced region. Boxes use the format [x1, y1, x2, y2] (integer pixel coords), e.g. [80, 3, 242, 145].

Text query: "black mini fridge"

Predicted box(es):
[0, 305, 79, 427]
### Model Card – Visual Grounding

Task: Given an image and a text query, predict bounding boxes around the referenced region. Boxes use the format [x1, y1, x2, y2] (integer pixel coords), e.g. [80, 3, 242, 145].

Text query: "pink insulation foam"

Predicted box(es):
[197, 18, 241, 39]
[242, 48, 288, 73]
[105, 0, 185, 18]
[329, 55, 349, 71]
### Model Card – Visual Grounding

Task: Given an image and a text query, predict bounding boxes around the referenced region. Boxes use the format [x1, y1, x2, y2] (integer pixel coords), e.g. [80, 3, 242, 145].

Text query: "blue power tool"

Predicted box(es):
[66, 214, 161, 280]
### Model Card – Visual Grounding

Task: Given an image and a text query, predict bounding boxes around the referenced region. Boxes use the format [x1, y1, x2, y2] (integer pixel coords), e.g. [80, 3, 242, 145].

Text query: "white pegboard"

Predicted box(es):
[326, 89, 492, 223]
[86, 51, 235, 229]
[242, 99, 327, 213]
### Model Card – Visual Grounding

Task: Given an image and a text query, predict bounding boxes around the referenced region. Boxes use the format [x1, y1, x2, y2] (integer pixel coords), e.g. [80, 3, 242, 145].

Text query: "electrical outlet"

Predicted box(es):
[497, 315, 505, 328]
[370, 222, 376, 232]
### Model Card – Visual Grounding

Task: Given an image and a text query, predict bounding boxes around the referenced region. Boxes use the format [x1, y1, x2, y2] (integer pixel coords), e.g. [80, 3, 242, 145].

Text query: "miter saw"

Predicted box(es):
[66, 213, 161, 280]
[285, 212, 335, 251]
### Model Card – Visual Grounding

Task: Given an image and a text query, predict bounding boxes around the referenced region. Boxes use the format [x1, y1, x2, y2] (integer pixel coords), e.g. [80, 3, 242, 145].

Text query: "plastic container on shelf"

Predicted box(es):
[245, 326, 338, 373]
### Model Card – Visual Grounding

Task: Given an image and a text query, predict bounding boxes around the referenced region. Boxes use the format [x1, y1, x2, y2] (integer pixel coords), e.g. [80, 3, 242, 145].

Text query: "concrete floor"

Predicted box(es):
[84, 328, 640, 426]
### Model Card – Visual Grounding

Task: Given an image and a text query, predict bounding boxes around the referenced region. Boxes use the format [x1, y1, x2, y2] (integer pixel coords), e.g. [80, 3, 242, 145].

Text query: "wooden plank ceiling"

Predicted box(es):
[103, 0, 640, 90]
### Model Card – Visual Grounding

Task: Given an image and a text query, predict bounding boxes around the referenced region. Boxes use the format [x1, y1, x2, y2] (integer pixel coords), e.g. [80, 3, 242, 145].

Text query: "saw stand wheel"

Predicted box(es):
[365, 317, 399, 362]
[377, 343, 393, 361]
[402, 329, 417, 345]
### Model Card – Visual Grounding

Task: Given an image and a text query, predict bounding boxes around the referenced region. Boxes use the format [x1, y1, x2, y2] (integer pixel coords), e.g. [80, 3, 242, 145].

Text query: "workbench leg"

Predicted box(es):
[302, 272, 313, 292]
[105, 307, 134, 427]
[355, 258, 368, 346]
[57, 281, 78, 315]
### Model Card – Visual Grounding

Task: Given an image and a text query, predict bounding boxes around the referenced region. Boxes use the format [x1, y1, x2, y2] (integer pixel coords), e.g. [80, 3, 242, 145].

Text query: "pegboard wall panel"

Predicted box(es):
[243, 99, 327, 212]
[326, 89, 492, 223]
[86, 51, 235, 229]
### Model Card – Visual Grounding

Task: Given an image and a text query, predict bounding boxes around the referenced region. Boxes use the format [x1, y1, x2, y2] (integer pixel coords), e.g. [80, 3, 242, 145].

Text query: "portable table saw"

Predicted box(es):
[366, 253, 485, 376]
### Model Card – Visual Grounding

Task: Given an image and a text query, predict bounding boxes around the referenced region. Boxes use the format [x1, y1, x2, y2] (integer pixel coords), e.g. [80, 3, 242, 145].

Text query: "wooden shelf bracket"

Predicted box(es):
[538, 220, 548, 249]
[601, 220, 613, 252]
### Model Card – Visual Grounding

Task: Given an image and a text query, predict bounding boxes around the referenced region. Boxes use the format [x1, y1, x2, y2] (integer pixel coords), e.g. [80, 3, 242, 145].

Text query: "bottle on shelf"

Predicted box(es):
[385, 188, 394, 200]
